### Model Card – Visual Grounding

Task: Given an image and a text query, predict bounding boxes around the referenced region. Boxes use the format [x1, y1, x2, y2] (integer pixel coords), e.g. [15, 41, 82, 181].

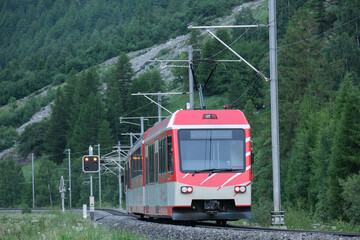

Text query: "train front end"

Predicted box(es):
[170, 110, 253, 222]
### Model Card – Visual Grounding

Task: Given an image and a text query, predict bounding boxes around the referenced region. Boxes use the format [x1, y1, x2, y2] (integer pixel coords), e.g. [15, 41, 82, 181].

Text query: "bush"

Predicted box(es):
[53, 73, 66, 85]
[0, 125, 18, 151]
[251, 198, 273, 226]
[21, 204, 32, 214]
[340, 172, 360, 223]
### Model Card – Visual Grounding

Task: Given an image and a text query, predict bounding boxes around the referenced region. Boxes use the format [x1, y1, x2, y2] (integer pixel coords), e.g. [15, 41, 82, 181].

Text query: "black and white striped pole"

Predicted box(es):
[59, 176, 66, 212]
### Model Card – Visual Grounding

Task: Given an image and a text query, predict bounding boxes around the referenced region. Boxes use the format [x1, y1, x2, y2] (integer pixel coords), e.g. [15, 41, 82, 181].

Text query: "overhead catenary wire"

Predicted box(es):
[278, 15, 360, 49]
[229, 75, 262, 108]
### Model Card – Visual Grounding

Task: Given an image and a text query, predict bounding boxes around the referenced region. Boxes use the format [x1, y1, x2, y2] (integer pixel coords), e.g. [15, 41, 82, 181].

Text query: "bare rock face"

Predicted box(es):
[16, 105, 51, 135]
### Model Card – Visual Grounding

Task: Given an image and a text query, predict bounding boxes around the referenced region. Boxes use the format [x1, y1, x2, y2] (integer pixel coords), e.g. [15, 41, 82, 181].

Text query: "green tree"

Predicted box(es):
[106, 54, 134, 140]
[340, 172, 360, 223]
[278, 5, 326, 161]
[19, 121, 48, 157]
[35, 158, 58, 207]
[69, 92, 105, 154]
[97, 120, 115, 155]
[322, 33, 360, 79]
[45, 88, 69, 162]
[308, 109, 332, 220]
[328, 75, 360, 219]
[285, 129, 311, 208]
[251, 109, 273, 207]
[0, 159, 24, 207]
[67, 68, 102, 153]
[0, 125, 17, 152]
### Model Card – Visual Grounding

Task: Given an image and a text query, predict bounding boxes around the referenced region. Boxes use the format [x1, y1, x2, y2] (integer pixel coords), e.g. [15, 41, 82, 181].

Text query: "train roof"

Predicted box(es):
[146, 109, 249, 140]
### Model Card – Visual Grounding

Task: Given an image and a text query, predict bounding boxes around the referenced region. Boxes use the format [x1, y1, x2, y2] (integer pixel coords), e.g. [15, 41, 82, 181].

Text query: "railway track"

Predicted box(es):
[96, 209, 360, 239]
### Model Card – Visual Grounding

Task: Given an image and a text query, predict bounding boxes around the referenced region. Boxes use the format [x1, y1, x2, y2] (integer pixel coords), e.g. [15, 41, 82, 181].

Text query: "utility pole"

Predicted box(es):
[66, 149, 72, 209]
[89, 145, 95, 221]
[188, 7, 284, 225]
[188, 45, 194, 109]
[269, 0, 284, 226]
[32, 153, 35, 209]
[95, 144, 102, 208]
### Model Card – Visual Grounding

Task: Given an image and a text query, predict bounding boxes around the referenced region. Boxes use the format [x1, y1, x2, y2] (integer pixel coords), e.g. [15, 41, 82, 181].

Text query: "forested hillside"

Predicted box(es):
[0, 0, 239, 105]
[1, 0, 360, 229]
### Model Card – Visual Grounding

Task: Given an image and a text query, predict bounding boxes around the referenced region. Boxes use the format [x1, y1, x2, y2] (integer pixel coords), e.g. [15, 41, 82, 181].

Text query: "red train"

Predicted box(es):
[124, 109, 253, 224]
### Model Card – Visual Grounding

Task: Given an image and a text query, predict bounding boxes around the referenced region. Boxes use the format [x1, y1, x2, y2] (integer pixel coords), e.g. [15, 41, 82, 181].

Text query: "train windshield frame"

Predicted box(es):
[178, 129, 246, 173]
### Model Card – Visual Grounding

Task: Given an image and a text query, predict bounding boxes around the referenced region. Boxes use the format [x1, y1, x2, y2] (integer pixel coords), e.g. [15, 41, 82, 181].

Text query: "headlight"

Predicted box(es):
[234, 186, 246, 193]
[181, 186, 193, 194]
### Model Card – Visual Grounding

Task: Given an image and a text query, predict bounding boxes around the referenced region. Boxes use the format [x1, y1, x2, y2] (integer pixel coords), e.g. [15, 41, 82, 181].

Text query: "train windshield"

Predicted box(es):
[178, 129, 246, 173]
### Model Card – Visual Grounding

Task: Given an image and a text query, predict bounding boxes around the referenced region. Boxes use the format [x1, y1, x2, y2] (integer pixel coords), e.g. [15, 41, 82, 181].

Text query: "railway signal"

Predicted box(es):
[82, 155, 100, 173]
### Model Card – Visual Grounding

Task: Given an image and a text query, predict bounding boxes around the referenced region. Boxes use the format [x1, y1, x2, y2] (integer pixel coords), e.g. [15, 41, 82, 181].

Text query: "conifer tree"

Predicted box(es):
[45, 88, 68, 162]
[68, 68, 101, 138]
[285, 130, 310, 208]
[340, 171, 360, 223]
[69, 92, 105, 154]
[35, 158, 58, 207]
[106, 54, 134, 140]
[0, 159, 24, 207]
[328, 74, 360, 219]
[128, 72, 152, 116]
[309, 119, 332, 220]
[97, 120, 115, 154]
[63, 69, 78, 135]
[278, 5, 325, 161]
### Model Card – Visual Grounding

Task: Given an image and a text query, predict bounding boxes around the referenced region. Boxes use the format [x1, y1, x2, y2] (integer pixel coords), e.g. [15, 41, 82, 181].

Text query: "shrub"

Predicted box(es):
[340, 172, 360, 223]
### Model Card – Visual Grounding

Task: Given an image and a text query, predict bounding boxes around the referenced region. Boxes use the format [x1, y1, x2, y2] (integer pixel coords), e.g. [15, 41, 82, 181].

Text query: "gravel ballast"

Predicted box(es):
[95, 211, 357, 240]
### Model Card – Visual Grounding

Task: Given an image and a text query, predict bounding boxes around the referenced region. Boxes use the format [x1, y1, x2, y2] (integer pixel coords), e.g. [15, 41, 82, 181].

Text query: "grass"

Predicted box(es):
[0, 211, 141, 240]
[233, 207, 360, 233]
[284, 208, 360, 233]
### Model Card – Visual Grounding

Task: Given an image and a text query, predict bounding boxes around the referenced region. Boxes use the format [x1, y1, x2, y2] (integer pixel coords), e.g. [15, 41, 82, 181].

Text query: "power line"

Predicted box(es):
[229, 75, 262, 108]
[278, 15, 360, 49]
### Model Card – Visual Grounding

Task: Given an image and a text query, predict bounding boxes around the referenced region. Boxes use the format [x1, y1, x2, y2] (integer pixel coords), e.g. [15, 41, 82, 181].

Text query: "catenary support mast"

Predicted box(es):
[188, 0, 285, 225]
[269, 0, 284, 226]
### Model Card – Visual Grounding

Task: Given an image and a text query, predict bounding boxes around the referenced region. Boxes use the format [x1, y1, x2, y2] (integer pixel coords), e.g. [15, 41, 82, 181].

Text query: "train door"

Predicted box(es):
[154, 139, 160, 214]
[166, 135, 174, 211]
[159, 138, 167, 212]
[145, 145, 149, 213]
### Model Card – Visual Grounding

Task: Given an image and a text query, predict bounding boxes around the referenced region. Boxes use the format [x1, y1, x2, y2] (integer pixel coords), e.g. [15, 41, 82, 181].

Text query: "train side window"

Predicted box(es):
[139, 147, 143, 176]
[167, 135, 173, 173]
[159, 138, 166, 175]
[155, 140, 159, 183]
[145, 145, 149, 184]
[131, 147, 142, 178]
[149, 144, 154, 183]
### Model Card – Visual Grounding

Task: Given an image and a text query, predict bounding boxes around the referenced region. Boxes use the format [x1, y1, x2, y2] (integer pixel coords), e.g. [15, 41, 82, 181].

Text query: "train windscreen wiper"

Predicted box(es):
[192, 168, 217, 176]
[192, 168, 235, 176]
